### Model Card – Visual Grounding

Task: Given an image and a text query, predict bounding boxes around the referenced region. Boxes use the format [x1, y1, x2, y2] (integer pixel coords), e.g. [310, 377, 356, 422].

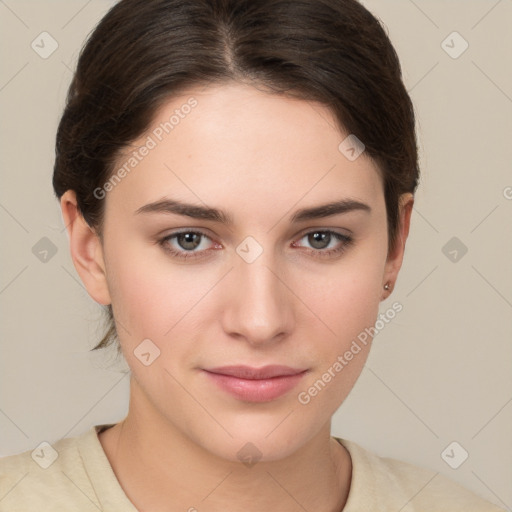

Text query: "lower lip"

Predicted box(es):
[203, 371, 307, 402]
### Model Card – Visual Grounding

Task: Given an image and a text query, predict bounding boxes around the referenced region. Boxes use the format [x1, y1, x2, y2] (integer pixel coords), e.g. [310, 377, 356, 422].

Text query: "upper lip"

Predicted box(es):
[204, 365, 307, 380]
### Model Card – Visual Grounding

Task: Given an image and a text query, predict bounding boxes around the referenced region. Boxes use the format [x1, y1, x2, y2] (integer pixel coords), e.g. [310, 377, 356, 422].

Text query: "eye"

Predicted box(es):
[159, 230, 218, 260]
[158, 229, 353, 261]
[293, 230, 353, 258]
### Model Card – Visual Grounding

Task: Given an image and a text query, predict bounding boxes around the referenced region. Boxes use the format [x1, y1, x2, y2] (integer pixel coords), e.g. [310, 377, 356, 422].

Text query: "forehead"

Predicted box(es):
[106, 82, 384, 219]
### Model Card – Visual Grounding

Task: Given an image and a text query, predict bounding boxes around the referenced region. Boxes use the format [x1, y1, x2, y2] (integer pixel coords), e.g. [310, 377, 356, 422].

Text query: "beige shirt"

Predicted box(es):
[0, 424, 505, 511]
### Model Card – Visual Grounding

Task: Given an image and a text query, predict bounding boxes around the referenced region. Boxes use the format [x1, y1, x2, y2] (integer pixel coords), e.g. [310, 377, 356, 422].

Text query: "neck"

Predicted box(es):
[99, 380, 352, 512]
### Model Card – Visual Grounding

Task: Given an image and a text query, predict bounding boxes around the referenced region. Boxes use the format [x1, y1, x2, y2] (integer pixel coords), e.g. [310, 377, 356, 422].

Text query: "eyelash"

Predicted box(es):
[158, 229, 354, 261]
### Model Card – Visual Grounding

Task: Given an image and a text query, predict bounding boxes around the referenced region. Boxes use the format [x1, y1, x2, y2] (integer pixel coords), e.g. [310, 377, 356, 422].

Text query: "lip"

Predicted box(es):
[203, 365, 308, 402]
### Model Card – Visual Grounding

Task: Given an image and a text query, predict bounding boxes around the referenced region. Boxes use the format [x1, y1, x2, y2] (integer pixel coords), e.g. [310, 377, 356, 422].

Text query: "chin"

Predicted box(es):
[185, 407, 326, 465]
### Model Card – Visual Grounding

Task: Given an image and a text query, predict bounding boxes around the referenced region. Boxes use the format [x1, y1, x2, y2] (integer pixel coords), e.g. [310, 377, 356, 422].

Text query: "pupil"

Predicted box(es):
[309, 232, 330, 249]
[178, 233, 201, 250]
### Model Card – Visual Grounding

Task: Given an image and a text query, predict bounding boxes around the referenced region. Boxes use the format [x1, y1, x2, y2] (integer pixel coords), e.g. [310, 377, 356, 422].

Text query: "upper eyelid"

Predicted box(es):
[295, 226, 353, 239]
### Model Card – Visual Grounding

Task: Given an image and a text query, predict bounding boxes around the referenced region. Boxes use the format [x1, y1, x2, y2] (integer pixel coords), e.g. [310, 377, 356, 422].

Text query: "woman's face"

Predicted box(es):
[82, 82, 410, 461]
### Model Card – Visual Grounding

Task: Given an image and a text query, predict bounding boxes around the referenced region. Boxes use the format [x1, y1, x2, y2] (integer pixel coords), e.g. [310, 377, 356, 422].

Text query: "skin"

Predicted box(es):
[61, 82, 413, 512]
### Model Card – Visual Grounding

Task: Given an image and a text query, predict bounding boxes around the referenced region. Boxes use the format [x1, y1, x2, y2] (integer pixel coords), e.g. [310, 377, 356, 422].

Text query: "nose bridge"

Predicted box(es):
[222, 246, 294, 344]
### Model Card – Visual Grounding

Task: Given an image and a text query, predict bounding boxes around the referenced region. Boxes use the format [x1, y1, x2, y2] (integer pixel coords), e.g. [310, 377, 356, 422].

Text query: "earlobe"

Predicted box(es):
[60, 190, 111, 306]
[381, 193, 414, 300]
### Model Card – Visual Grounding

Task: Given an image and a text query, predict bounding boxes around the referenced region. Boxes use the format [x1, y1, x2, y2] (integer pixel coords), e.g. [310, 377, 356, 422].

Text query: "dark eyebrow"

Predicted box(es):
[135, 198, 371, 224]
[290, 199, 371, 222]
[135, 198, 233, 225]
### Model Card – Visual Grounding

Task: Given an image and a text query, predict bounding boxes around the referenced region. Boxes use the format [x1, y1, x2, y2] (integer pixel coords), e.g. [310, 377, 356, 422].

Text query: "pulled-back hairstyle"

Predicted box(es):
[53, 0, 420, 351]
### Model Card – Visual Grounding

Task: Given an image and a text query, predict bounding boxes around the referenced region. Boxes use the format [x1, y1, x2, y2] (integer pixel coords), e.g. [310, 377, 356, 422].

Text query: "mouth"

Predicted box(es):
[202, 365, 309, 402]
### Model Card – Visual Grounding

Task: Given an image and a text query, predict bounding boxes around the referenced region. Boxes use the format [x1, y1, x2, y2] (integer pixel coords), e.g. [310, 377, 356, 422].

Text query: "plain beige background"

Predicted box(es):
[0, 0, 511, 509]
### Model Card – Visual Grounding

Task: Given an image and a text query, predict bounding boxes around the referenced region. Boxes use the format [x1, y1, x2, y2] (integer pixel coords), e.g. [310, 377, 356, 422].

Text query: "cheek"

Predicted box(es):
[103, 235, 203, 345]
[292, 239, 386, 409]
[313, 269, 381, 324]
[302, 245, 386, 348]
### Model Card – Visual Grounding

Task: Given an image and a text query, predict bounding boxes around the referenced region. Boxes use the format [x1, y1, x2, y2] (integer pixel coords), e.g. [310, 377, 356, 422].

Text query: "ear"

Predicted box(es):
[381, 193, 414, 300]
[60, 190, 111, 305]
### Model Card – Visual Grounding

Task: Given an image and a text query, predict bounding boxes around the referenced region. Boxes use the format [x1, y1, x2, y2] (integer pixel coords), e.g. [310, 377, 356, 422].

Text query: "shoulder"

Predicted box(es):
[336, 437, 506, 512]
[0, 429, 100, 512]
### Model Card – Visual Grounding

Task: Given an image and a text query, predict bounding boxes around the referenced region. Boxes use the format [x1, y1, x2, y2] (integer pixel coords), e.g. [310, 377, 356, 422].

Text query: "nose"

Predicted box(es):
[221, 253, 295, 347]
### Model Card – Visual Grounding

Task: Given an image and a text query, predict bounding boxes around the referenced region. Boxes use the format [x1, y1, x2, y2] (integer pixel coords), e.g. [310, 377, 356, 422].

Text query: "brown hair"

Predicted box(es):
[53, 0, 419, 351]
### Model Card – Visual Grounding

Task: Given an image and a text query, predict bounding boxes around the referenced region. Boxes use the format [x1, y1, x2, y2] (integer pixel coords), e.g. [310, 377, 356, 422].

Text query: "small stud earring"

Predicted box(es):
[384, 282, 390, 290]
